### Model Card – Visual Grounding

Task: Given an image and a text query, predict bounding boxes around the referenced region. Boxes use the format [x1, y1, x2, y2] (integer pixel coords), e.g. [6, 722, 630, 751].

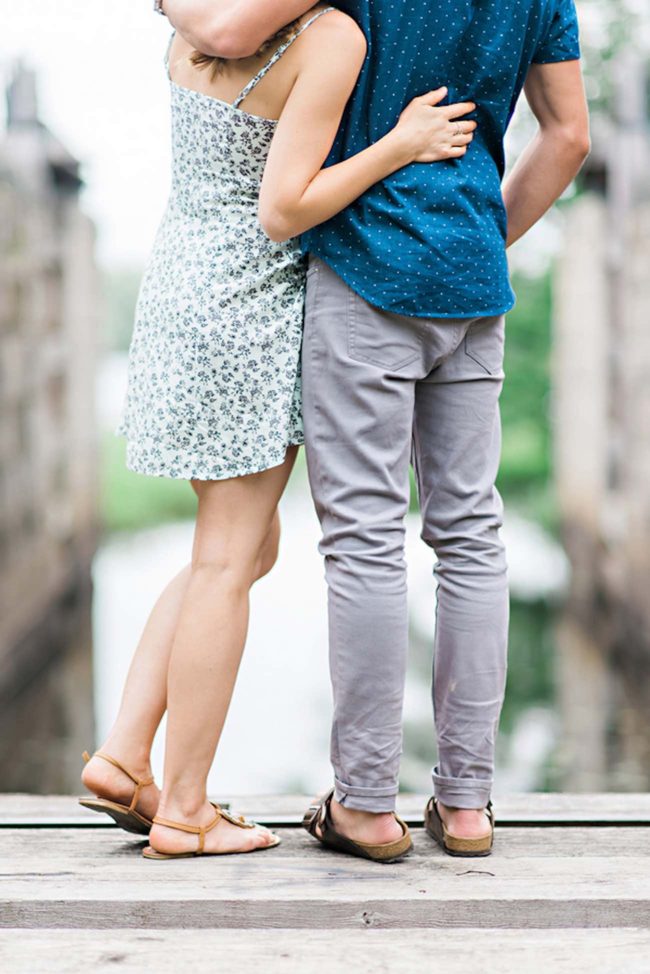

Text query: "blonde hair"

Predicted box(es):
[190, 20, 301, 81]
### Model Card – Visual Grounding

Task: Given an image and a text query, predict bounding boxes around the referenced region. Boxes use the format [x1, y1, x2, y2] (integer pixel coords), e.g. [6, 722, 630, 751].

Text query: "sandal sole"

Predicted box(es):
[78, 798, 152, 836]
[142, 836, 282, 860]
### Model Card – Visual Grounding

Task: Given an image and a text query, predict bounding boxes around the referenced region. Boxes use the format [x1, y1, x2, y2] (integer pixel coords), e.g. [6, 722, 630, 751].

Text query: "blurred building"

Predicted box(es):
[0, 65, 98, 790]
[554, 51, 650, 790]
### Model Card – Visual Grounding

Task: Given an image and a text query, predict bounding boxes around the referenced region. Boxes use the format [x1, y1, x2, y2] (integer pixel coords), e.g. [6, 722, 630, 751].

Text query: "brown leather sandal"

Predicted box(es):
[142, 802, 281, 859]
[78, 750, 155, 835]
[303, 788, 412, 864]
[424, 796, 494, 857]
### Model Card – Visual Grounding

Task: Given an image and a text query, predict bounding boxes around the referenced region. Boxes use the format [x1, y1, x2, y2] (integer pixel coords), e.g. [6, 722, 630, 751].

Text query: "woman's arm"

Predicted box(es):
[162, 0, 314, 58]
[258, 12, 477, 242]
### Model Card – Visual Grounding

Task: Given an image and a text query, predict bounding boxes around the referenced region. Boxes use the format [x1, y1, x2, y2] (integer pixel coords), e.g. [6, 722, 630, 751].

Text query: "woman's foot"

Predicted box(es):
[148, 799, 277, 856]
[435, 800, 492, 838]
[81, 751, 160, 822]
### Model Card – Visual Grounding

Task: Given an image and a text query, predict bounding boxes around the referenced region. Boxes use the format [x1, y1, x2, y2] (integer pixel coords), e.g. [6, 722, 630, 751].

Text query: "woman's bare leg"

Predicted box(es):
[81, 565, 189, 817]
[148, 449, 297, 855]
[82, 493, 284, 819]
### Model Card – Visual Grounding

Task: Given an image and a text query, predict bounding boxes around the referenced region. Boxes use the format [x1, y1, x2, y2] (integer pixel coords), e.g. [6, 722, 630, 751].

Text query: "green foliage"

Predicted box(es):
[578, 0, 646, 115]
[498, 271, 552, 499]
[101, 433, 197, 534]
[498, 599, 556, 735]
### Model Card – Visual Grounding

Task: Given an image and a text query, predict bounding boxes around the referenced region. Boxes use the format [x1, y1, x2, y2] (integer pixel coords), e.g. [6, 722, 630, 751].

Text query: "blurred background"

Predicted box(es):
[0, 0, 649, 799]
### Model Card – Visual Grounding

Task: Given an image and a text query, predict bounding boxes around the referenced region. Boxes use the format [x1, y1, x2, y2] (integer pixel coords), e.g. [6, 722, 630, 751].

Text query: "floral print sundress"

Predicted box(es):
[117, 8, 335, 480]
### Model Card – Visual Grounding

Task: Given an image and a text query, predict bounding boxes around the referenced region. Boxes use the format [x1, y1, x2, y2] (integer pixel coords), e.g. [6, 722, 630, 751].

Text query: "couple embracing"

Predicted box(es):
[80, 0, 589, 862]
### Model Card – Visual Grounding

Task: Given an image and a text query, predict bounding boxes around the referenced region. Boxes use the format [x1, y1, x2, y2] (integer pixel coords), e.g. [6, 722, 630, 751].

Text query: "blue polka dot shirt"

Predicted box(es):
[301, 0, 581, 318]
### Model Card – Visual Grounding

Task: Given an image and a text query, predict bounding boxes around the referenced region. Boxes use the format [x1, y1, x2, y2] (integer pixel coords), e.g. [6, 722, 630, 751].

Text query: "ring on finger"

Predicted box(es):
[454, 122, 463, 136]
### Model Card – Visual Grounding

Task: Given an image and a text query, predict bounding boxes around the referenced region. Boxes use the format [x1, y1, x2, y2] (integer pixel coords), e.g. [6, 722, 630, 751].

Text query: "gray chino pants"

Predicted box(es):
[302, 256, 509, 812]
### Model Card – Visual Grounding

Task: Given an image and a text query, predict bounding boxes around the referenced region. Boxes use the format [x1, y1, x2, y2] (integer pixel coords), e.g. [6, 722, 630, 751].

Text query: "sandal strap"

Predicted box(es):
[153, 806, 222, 855]
[82, 750, 155, 814]
[322, 791, 337, 833]
[305, 788, 335, 839]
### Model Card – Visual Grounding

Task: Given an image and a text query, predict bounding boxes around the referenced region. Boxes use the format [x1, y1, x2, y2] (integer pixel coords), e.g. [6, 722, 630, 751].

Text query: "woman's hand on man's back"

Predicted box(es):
[390, 88, 477, 164]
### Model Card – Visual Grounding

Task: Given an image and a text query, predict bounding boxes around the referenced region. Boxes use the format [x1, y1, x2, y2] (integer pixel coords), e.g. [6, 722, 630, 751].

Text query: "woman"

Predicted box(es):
[80, 4, 477, 860]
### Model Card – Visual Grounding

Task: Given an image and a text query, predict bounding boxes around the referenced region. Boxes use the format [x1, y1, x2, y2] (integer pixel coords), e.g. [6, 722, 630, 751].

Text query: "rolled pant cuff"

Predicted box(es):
[334, 778, 398, 813]
[432, 768, 493, 808]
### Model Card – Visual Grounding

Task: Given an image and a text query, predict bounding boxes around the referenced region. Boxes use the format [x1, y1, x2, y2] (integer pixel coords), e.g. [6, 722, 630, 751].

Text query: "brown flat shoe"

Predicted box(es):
[78, 750, 155, 836]
[424, 796, 494, 857]
[142, 802, 280, 859]
[303, 788, 412, 864]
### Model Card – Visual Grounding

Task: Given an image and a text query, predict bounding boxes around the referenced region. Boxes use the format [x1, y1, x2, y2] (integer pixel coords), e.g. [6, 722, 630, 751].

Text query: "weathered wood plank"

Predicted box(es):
[1, 929, 650, 974]
[1, 825, 648, 858]
[2, 793, 650, 827]
[1, 827, 649, 929]
[2, 899, 650, 930]
[492, 791, 650, 822]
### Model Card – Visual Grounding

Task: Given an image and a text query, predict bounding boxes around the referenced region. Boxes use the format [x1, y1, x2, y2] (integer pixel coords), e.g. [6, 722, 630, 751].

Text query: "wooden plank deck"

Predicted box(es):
[3, 792, 650, 826]
[2, 930, 650, 974]
[1, 794, 649, 972]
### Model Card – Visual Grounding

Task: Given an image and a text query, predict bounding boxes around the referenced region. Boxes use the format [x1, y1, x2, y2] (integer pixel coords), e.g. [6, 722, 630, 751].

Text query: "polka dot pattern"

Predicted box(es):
[302, 0, 581, 318]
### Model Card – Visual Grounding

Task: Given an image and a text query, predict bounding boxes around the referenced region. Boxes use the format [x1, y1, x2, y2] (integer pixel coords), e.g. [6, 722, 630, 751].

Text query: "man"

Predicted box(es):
[161, 0, 590, 857]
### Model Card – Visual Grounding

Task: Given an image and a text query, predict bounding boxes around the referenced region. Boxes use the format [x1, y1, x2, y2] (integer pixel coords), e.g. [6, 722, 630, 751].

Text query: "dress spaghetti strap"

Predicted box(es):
[233, 7, 337, 110]
[164, 31, 175, 80]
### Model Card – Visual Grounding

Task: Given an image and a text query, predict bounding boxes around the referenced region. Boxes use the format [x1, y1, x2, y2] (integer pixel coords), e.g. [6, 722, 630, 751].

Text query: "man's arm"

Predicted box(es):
[503, 59, 590, 248]
[162, 0, 315, 58]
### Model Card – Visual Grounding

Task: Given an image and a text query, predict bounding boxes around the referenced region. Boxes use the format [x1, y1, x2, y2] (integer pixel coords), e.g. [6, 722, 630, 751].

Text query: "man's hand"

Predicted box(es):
[503, 59, 590, 247]
[163, 0, 316, 58]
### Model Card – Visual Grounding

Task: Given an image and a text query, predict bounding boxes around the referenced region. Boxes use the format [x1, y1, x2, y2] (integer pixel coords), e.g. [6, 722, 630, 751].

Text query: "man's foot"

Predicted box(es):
[316, 797, 404, 845]
[81, 751, 160, 822]
[435, 800, 492, 839]
[424, 797, 494, 857]
[148, 800, 276, 856]
[304, 790, 412, 862]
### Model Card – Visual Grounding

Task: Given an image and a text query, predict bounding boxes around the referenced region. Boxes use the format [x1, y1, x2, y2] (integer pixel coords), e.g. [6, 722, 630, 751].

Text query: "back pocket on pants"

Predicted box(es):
[464, 316, 505, 375]
[348, 290, 421, 371]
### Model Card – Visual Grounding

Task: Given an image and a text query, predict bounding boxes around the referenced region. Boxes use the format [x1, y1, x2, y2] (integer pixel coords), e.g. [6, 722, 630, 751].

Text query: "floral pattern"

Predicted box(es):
[117, 68, 306, 480]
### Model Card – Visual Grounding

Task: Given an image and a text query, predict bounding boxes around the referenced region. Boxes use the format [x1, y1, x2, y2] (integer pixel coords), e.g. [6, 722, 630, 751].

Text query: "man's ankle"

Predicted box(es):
[436, 801, 493, 838]
[330, 799, 402, 842]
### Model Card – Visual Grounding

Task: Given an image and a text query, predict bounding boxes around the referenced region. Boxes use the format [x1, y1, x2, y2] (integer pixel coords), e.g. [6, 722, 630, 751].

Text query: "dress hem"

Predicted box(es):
[117, 430, 304, 482]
